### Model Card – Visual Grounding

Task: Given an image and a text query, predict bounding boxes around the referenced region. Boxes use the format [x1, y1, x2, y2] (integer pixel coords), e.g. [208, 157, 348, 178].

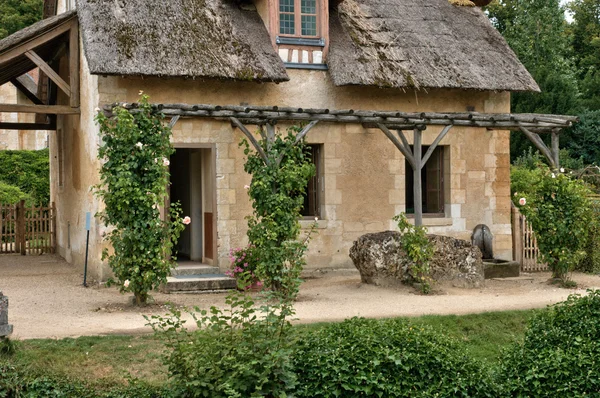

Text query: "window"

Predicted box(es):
[405, 146, 445, 215]
[300, 144, 322, 217]
[279, 0, 319, 37]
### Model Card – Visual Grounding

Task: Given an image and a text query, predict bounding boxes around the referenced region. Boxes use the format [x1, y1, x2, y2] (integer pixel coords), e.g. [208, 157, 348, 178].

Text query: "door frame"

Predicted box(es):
[172, 143, 218, 266]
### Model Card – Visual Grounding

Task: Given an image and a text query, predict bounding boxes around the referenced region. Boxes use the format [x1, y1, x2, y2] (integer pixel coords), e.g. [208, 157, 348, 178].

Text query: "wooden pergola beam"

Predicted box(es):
[0, 104, 80, 114]
[10, 76, 43, 105]
[105, 103, 576, 130]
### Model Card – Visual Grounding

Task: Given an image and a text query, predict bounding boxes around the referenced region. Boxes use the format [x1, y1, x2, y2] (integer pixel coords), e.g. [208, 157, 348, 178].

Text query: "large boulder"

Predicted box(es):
[349, 232, 484, 289]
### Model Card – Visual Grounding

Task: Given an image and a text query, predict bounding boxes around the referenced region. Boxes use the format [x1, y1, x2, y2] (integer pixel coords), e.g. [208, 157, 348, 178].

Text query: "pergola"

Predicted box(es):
[104, 102, 578, 226]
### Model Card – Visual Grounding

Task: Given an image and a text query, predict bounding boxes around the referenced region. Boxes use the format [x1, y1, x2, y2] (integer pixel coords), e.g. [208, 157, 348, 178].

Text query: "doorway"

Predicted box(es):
[169, 147, 215, 264]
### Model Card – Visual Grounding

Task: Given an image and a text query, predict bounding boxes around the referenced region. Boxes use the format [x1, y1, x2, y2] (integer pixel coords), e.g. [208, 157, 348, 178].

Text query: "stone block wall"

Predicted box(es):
[0, 291, 13, 337]
[53, 68, 513, 279]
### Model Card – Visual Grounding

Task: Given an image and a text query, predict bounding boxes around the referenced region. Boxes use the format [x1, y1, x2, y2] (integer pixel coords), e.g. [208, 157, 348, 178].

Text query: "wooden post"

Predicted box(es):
[16, 200, 26, 255]
[551, 130, 560, 169]
[51, 202, 57, 254]
[413, 128, 423, 226]
[512, 205, 523, 266]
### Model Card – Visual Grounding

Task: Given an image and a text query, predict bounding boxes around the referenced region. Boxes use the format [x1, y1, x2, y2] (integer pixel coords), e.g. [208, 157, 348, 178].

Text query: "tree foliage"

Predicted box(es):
[0, 0, 43, 40]
[0, 149, 49, 205]
[486, 0, 600, 165]
[95, 95, 184, 305]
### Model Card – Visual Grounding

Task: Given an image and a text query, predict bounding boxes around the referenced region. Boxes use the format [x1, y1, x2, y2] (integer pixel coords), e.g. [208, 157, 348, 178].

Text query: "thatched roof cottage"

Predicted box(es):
[0, 0, 565, 288]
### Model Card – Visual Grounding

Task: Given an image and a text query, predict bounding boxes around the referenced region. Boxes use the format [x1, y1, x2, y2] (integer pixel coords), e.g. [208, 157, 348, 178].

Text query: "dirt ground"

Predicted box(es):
[1, 254, 600, 340]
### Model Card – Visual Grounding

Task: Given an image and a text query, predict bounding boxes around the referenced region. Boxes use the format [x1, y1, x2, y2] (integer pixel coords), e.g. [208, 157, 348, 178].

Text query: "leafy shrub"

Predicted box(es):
[225, 245, 263, 289]
[0, 149, 49, 205]
[292, 317, 499, 398]
[498, 290, 600, 396]
[576, 199, 600, 274]
[394, 213, 434, 294]
[0, 181, 31, 205]
[148, 288, 297, 398]
[512, 164, 592, 281]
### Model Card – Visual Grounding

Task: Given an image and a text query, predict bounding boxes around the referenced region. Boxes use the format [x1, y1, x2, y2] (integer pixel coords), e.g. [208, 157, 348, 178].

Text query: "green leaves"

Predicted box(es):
[242, 127, 316, 298]
[512, 164, 592, 281]
[94, 95, 184, 305]
[394, 213, 434, 294]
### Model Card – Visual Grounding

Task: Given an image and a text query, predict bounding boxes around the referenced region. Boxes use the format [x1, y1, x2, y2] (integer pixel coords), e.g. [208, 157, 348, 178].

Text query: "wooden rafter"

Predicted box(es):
[0, 16, 79, 129]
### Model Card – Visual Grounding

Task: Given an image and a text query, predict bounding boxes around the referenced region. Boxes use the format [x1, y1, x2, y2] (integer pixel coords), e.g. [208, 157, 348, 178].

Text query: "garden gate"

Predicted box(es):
[511, 205, 548, 272]
[0, 200, 56, 255]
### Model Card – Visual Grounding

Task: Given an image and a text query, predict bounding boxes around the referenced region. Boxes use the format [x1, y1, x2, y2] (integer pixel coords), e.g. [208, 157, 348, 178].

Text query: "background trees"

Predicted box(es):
[0, 0, 43, 40]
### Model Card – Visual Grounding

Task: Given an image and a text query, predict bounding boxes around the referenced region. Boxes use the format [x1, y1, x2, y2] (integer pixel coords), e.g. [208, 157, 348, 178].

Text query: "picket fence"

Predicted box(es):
[0, 200, 56, 255]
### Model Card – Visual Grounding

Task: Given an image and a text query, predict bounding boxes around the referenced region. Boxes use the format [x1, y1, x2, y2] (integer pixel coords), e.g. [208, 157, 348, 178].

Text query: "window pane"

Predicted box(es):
[301, 145, 321, 217]
[405, 146, 445, 214]
[279, 0, 294, 13]
[301, 0, 316, 14]
[280, 13, 295, 35]
[301, 15, 317, 36]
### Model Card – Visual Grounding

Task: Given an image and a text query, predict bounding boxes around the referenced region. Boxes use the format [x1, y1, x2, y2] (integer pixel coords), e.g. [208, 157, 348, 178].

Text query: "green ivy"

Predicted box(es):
[95, 95, 184, 305]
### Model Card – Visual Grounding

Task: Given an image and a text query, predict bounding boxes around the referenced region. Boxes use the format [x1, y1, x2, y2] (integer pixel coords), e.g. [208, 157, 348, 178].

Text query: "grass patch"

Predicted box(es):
[4, 335, 166, 388]
[409, 310, 536, 362]
[1, 309, 537, 388]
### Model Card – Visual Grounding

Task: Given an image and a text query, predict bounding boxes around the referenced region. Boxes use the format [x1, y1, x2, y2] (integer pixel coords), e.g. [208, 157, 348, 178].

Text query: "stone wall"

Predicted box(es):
[51, 67, 513, 279]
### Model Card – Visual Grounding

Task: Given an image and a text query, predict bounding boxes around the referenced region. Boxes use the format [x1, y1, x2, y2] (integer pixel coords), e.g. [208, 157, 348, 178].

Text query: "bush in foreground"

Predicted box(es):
[292, 317, 499, 397]
[498, 290, 600, 396]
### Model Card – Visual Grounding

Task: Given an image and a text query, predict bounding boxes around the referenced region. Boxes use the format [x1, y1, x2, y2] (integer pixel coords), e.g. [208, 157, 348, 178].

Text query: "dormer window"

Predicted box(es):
[270, 0, 329, 69]
[279, 0, 318, 37]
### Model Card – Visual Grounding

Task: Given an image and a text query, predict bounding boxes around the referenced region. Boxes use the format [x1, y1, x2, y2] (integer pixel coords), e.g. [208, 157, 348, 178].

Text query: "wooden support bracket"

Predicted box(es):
[230, 117, 269, 164]
[24, 50, 71, 97]
[519, 125, 558, 169]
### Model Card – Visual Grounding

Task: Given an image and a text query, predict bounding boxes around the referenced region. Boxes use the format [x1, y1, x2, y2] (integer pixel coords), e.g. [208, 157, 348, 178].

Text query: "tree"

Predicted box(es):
[0, 0, 43, 40]
[486, 0, 581, 160]
[568, 0, 600, 110]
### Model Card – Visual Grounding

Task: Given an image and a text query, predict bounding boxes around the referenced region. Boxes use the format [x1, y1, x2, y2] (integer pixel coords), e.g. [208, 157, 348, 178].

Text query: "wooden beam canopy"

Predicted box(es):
[104, 101, 578, 226]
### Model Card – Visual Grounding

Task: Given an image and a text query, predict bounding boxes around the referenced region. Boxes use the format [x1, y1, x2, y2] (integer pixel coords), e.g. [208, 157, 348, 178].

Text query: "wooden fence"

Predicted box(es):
[512, 205, 548, 272]
[0, 201, 56, 255]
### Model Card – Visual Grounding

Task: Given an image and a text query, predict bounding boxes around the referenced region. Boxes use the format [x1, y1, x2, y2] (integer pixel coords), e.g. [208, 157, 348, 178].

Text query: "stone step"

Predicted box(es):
[165, 274, 237, 293]
[171, 264, 221, 276]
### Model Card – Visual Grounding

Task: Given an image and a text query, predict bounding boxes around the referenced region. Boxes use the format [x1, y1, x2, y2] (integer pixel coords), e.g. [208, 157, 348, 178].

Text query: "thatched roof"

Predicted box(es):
[76, 0, 289, 83]
[0, 11, 76, 54]
[328, 0, 540, 92]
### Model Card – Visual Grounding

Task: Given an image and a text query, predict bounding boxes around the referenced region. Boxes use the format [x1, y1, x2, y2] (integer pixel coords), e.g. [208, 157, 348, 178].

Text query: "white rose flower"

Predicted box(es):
[560, 168, 565, 173]
[519, 198, 526, 206]
[135, 142, 143, 149]
[124, 280, 130, 288]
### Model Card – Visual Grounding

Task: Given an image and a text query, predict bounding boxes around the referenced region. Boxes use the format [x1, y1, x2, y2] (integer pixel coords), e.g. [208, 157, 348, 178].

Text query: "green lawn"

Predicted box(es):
[1, 309, 536, 388]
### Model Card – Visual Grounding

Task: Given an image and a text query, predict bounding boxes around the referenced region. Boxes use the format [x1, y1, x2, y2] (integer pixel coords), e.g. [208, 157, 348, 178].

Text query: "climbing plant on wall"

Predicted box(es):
[241, 125, 316, 299]
[95, 95, 185, 305]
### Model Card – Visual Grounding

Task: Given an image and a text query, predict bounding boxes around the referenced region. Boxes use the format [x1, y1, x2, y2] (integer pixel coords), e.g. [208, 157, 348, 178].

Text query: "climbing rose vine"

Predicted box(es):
[242, 126, 316, 299]
[95, 94, 185, 305]
[512, 165, 592, 283]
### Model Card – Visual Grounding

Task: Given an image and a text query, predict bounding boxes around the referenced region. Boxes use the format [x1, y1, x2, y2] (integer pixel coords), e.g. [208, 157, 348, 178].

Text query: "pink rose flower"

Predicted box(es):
[182, 216, 191, 225]
[244, 185, 250, 190]
[519, 198, 526, 206]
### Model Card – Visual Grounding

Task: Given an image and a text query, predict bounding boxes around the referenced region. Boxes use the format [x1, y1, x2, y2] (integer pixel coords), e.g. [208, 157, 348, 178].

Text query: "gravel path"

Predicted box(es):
[2, 254, 600, 340]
